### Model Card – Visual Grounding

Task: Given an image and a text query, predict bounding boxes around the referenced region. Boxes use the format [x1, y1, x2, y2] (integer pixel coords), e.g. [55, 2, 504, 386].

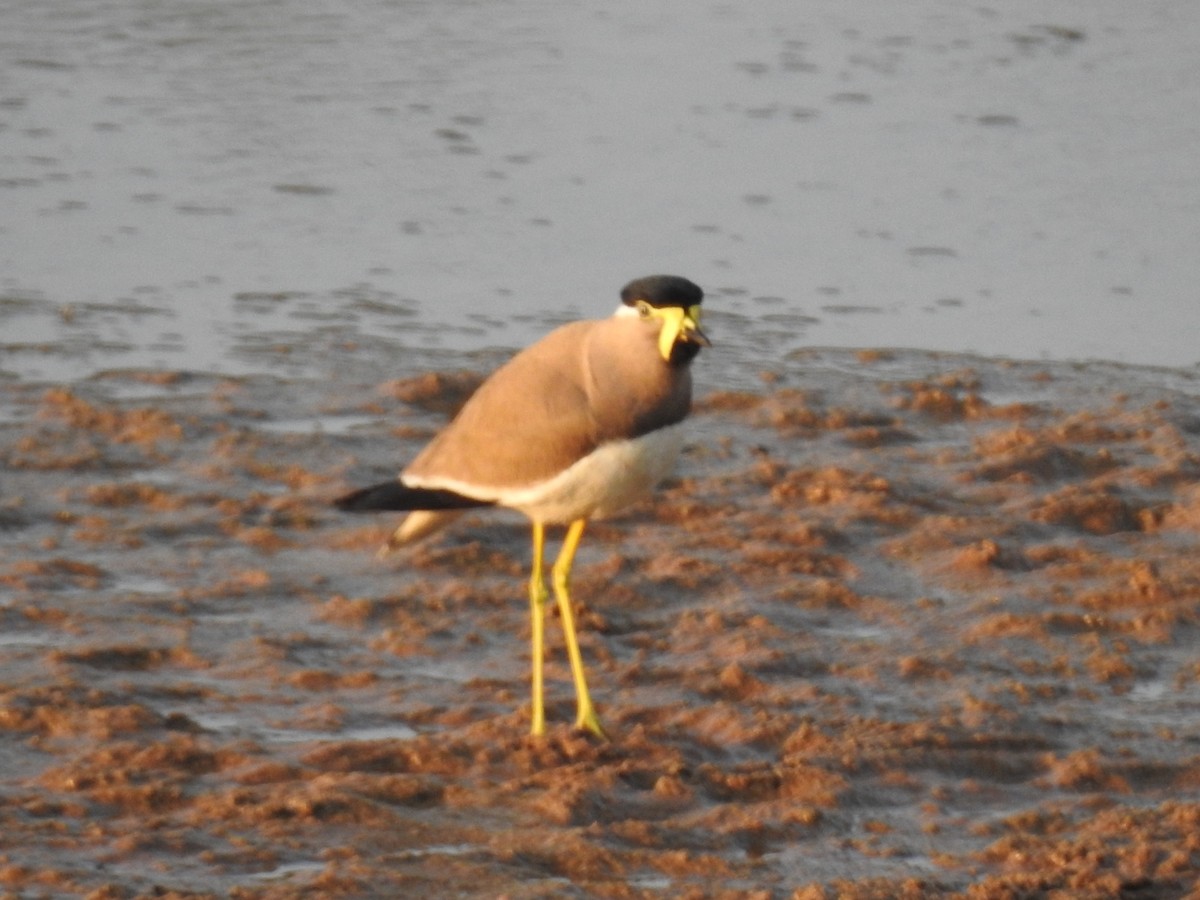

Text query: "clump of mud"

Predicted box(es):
[2, 349, 1199, 897]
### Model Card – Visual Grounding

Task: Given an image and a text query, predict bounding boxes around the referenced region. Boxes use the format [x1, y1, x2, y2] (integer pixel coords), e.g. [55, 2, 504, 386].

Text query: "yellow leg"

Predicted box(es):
[528, 521, 548, 737]
[551, 518, 606, 738]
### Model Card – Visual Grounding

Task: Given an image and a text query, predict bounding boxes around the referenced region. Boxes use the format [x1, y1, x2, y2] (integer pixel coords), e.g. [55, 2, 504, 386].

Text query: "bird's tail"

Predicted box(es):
[384, 510, 464, 549]
[335, 480, 492, 513]
[335, 480, 494, 555]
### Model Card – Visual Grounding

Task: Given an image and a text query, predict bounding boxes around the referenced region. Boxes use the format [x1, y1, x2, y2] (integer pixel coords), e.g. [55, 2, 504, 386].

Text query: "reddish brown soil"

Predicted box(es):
[2, 349, 1199, 898]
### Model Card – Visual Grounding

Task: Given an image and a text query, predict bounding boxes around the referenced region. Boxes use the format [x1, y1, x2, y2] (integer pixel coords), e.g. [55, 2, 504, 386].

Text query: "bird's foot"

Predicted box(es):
[575, 706, 607, 740]
[529, 712, 546, 738]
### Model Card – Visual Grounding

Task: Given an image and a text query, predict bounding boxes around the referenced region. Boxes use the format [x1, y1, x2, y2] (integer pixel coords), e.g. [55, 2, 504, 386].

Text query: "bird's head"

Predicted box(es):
[619, 275, 710, 365]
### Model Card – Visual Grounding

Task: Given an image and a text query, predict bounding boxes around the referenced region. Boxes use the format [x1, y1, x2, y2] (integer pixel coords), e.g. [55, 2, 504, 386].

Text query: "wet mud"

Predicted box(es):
[2, 348, 1200, 897]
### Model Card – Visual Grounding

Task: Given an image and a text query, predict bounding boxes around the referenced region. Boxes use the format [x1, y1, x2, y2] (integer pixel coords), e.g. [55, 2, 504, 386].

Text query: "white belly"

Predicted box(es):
[499, 424, 685, 524]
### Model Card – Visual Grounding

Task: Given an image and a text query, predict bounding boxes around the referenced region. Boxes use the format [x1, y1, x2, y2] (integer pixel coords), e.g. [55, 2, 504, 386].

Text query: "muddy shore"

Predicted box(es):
[2, 347, 1200, 898]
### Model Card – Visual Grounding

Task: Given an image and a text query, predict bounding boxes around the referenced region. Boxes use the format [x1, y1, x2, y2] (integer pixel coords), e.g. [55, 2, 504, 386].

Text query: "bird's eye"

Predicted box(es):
[636, 301, 652, 319]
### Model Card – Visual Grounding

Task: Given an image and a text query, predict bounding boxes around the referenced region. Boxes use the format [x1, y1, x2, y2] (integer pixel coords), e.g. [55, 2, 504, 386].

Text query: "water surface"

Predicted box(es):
[2, 0, 1199, 382]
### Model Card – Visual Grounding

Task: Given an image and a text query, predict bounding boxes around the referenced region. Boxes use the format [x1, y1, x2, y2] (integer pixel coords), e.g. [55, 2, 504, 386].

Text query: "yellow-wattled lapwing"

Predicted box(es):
[336, 275, 709, 737]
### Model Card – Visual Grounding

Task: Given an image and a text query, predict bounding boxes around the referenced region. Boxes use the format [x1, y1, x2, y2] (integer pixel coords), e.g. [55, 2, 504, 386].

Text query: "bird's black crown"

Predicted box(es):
[620, 275, 703, 310]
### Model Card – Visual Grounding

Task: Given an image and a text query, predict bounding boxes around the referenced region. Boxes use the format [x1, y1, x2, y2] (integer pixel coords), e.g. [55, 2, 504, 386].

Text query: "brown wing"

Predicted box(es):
[402, 315, 694, 493]
[403, 321, 602, 491]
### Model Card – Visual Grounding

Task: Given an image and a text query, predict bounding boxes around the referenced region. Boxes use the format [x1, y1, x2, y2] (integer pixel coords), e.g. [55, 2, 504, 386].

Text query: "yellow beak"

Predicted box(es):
[656, 304, 711, 361]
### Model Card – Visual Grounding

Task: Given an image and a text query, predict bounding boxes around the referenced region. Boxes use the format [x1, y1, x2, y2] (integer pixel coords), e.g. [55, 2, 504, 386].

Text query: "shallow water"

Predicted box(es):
[3, 0, 1200, 383]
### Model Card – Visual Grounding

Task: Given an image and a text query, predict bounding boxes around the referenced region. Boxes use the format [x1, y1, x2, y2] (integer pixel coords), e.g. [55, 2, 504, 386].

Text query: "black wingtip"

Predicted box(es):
[334, 481, 406, 512]
[335, 480, 493, 513]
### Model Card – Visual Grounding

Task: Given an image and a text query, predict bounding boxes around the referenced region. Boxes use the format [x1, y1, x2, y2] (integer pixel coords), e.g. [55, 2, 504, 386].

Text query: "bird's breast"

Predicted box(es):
[499, 424, 686, 524]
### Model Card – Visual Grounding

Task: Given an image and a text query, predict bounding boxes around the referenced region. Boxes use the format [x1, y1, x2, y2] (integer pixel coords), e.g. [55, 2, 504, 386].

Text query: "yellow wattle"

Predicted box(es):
[656, 307, 686, 361]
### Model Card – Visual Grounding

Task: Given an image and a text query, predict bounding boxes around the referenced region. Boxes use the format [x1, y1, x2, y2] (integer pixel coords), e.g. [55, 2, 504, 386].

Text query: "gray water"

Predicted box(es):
[2, 0, 1199, 382]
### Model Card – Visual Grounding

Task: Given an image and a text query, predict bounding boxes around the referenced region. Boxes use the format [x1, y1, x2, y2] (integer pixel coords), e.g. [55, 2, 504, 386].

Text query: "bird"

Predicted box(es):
[335, 275, 709, 738]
